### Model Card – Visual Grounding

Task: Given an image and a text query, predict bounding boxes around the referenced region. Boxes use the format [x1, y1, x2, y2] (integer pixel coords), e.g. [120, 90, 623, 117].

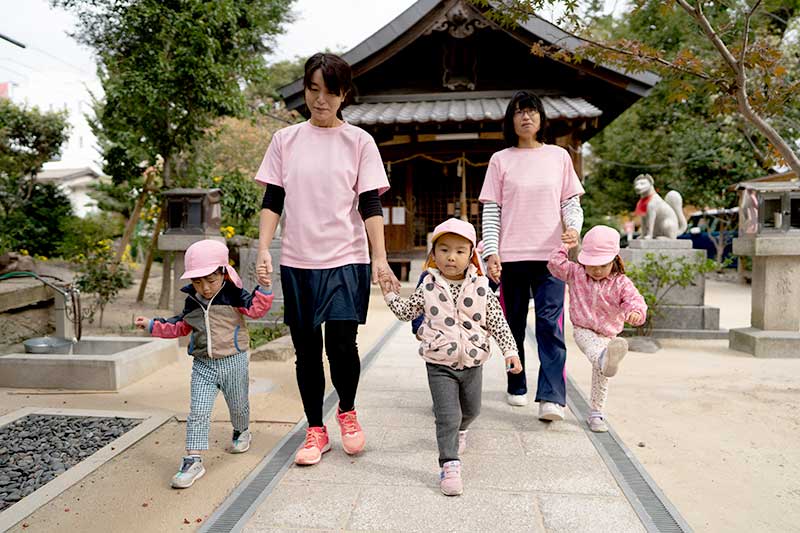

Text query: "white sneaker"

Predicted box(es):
[588, 416, 608, 433]
[171, 456, 205, 489]
[602, 338, 628, 377]
[231, 429, 251, 453]
[538, 401, 565, 421]
[506, 393, 528, 406]
[457, 430, 468, 455]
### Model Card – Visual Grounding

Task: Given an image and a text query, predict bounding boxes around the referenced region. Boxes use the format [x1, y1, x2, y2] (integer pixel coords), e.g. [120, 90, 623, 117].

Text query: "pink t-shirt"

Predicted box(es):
[479, 145, 584, 261]
[254, 121, 389, 269]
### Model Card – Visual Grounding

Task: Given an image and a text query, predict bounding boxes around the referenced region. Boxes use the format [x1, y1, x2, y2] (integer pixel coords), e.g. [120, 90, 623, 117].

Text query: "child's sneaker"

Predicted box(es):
[295, 426, 331, 465]
[588, 414, 608, 433]
[439, 460, 463, 496]
[231, 429, 251, 453]
[336, 408, 365, 455]
[506, 393, 528, 406]
[457, 430, 468, 455]
[601, 338, 628, 377]
[171, 455, 205, 489]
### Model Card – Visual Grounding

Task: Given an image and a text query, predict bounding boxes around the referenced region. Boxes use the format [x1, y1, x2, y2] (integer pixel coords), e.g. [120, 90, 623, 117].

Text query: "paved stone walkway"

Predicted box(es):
[242, 324, 647, 533]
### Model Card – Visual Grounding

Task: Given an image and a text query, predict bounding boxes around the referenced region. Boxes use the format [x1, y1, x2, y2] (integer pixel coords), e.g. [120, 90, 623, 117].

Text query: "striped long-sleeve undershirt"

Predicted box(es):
[480, 195, 584, 259]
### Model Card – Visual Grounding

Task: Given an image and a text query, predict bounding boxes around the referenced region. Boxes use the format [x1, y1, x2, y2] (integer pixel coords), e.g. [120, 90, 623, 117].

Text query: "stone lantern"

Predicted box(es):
[729, 180, 800, 357]
[158, 188, 225, 313]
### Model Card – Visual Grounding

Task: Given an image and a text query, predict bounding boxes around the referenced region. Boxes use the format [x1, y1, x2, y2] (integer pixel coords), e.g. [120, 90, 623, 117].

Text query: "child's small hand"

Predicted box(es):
[377, 270, 394, 296]
[561, 228, 579, 249]
[134, 316, 149, 330]
[505, 356, 523, 374]
[626, 310, 643, 325]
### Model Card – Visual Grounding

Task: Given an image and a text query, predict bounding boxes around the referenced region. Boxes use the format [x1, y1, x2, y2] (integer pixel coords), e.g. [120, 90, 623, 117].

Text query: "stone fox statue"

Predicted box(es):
[633, 174, 687, 239]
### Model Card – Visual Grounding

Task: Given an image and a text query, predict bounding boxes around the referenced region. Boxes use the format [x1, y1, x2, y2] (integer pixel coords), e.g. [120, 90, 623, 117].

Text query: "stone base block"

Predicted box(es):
[729, 327, 800, 358]
[0, 336, 180, 390]
[250, 334, 294, 361]
[620, 247, 707, 306]
[628, 239, 693, 249]
[623, 328, 729, 340]
[651, 305, 720, 330]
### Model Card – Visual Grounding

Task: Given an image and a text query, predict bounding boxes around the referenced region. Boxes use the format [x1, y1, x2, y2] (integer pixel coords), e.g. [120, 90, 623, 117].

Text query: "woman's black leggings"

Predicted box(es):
[289, 320, 360, 427]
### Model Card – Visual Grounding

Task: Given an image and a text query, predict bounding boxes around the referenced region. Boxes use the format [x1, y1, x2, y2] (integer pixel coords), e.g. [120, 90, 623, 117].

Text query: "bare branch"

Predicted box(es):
[741, 1, 763, 67]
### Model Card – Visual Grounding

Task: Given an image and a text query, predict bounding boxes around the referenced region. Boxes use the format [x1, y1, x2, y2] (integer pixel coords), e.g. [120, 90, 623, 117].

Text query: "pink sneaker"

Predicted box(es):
[458, 430, 468, 455]
[336, 408, 366, 455]
[295, 426, 331, 465]
[440, 460, 463, 496]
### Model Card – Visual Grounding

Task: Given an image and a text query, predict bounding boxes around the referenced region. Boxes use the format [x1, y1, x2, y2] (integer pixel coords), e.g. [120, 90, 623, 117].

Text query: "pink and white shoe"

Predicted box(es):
[440, 460, 463, 496]
[295, 426, 331, 465]
[336, 408, 365, 455]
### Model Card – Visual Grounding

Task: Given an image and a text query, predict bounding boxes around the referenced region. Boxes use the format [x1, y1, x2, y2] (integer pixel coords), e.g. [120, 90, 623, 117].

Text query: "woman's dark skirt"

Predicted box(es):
[280, 263, 371, 329]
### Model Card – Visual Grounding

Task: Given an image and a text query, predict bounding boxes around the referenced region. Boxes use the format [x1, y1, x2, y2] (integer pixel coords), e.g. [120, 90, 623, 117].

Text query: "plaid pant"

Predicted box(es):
[185, 351, 250, 451]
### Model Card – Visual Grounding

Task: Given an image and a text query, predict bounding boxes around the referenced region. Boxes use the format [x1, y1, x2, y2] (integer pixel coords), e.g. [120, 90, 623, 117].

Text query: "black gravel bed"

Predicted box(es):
[0, 414, 143, 512]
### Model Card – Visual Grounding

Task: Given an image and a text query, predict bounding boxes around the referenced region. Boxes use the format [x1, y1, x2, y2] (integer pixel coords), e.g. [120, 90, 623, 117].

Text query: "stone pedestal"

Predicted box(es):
[239, 236, 284, 322]
[620, 239, 725, 339]
[729, 236, 800, 358]
[158, 232, 226, 315]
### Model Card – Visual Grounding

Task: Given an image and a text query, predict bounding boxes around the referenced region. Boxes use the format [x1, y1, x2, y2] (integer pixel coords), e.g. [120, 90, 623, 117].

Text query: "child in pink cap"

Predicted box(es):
[547, 225, 647, 432]
[378, 218, 522, 496]
[135, 239, 273, 488]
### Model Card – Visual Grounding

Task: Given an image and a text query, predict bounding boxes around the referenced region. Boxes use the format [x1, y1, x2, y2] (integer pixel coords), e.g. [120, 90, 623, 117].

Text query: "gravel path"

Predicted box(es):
[0, 415, 142, 512]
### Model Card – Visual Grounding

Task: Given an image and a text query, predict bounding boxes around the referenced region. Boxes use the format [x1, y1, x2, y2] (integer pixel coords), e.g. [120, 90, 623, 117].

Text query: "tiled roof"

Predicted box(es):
[343, 96, 602, 126]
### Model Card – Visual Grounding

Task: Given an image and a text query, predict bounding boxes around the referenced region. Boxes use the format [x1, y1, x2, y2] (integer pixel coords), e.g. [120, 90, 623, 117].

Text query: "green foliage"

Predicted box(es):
[57, 212, 126, 260]
[0, 183, 73, 257]
[53, 0, 295, 190]
[627, 252, 727, 336]
[199, 170, 262, 238]
[248, 311, 287, 348]
[0, 99, 70, 216]
[75, 239, 133, 327]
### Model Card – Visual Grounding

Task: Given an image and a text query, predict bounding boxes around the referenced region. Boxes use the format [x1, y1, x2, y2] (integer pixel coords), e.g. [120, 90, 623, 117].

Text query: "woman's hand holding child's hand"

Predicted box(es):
[561, 228, 579, 249]
[134, 316, 149, 330]
[505, 356, 523, 374]
[377, 269, 395, 296]
[626, 310, 643, 325]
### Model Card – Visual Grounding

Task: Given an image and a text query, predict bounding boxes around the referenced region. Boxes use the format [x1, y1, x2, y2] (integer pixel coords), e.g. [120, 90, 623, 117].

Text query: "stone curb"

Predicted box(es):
[250, 335, 293, 362]
[0, 407, 173, 531]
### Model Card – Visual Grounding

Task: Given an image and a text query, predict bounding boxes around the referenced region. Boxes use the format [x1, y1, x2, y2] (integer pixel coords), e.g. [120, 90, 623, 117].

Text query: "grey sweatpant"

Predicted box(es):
[426, 362, 483, 467]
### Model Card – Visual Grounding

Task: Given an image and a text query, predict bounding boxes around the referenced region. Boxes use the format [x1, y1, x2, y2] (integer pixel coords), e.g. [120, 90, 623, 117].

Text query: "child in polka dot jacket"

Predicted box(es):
[547, 225, 647, 433]
[378, 218, 522, 497]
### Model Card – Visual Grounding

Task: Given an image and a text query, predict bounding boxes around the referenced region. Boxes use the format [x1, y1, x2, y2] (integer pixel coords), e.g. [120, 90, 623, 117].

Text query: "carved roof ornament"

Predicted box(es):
[424, 0, 490, 39]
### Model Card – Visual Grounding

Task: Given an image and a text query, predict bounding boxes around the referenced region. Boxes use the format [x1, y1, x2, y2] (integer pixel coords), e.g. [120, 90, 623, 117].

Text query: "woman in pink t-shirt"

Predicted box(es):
[253, 53, 400, 467]
[479, 91, 585, 421]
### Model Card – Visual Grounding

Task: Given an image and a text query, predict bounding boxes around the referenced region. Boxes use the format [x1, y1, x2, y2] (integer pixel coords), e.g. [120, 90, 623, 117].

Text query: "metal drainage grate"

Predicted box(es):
[526, 327, 693, 533]
[200, 321, 402, 533]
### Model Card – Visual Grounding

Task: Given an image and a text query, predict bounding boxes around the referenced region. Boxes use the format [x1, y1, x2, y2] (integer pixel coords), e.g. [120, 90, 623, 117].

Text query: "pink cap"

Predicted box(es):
[578, 225, 620, 266]
[431, 218, 476, 247]
[426, 218, 483, 274]
[180, 239, 243, 288]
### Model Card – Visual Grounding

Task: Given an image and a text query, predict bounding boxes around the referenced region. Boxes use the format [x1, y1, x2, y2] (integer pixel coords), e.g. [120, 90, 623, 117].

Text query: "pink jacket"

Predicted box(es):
[547, 246, 647, 337]
[417, 265, 492, 369]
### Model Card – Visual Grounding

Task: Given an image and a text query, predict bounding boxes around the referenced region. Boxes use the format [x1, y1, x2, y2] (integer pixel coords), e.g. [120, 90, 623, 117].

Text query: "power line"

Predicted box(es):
[28, 45, 93, 76]
[0, 33, 26, 49]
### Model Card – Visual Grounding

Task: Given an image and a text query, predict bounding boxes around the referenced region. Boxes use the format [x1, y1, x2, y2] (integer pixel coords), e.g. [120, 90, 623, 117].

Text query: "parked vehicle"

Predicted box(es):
[678, 208, 738, 264]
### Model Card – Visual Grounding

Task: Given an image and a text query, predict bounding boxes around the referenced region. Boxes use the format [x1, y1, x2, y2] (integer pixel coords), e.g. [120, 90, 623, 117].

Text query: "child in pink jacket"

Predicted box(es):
[547, 225, 647, 433]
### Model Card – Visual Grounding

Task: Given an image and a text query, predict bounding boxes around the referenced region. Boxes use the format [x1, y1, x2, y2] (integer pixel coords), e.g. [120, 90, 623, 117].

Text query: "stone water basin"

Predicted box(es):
[0, 336, 180, 391]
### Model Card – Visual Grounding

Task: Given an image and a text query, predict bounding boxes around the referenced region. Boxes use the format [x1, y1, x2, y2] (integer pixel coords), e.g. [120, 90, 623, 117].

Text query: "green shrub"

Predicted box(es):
[58, 212, 126, 260]
[627, 252, 729, 336]
[75, 239, 133, 327]
[0, 183, 73, 256]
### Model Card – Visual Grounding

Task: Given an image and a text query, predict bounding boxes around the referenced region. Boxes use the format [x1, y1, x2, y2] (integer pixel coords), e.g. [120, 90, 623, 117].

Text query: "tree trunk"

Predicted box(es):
[137, 205, 165, 302]
[162, 154, 173, 188]
[737, 96, 800, 176]
[157, 252, 172, 309]
[112, 171, 155, 273]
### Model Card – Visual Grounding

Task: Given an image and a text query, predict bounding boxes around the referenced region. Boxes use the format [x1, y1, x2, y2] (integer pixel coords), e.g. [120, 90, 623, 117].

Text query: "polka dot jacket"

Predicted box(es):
[386, 265, 518, 369]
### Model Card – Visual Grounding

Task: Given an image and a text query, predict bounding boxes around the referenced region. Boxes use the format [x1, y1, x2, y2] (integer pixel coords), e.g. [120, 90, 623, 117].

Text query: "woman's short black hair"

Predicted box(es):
[502, 90, 547, 147]
[303, 53, 352, 119]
